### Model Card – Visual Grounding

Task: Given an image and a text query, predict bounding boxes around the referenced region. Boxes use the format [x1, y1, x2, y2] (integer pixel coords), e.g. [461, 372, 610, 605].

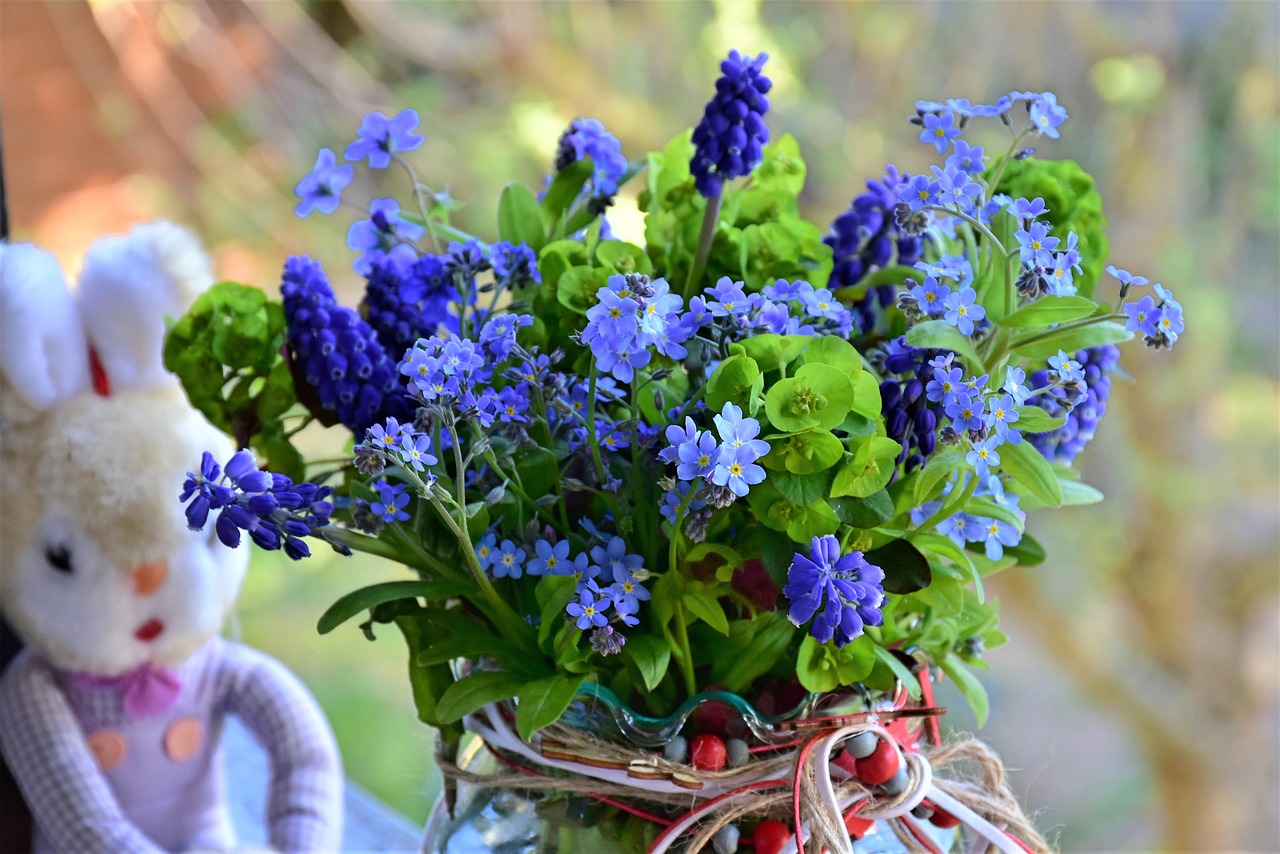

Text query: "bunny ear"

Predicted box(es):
[77, 221, 215, 391]
[0, 241, 91, 410]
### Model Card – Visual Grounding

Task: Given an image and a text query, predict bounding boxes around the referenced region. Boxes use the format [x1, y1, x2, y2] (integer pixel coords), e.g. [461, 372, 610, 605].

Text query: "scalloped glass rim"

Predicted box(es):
[560, 682, 865, 747]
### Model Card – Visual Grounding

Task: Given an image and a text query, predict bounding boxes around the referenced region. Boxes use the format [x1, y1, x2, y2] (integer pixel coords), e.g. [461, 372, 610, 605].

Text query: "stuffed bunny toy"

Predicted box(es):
[0, 223, 344, 853]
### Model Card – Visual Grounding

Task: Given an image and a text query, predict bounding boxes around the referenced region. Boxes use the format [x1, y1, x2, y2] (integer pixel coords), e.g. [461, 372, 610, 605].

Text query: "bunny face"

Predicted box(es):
[0, 385, 249, 675]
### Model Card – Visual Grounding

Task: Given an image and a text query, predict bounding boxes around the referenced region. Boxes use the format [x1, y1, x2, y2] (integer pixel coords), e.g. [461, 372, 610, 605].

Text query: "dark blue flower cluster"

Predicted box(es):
[282, 255, 414, 434]
[554, 118, 629, 213]
[783, 535, 885, 647]
[181, 451, 336, 560]
[1028, 345, 1120, 464]
[825, 167, 926, 333]
[690, 50, 772, 198]
[878, 337, 948, 473]
[360, 255, 458, 361]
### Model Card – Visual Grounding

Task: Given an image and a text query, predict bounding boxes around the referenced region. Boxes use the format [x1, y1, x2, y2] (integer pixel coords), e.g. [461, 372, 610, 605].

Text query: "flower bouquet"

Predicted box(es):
[170, 51, 1182, 854]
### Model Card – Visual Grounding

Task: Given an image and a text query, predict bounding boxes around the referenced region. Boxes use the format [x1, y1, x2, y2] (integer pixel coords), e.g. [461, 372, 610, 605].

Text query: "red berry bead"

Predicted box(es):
[832, 748, 859, 776]
[929, 806, 961, 829]
[690, 734, 727, 771]
[853, 738, 900, 786]
[752, 820, 792, 854]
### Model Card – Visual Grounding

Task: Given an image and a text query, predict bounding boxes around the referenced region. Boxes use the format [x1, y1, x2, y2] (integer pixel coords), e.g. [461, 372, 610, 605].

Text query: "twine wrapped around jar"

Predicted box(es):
[435, 701, 1051, 854]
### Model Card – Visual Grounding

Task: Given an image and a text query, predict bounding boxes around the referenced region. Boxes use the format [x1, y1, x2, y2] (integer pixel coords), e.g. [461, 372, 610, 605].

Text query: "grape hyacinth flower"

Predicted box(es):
[344, 109, 424, 169]
[690, 50, 772, 198]
[180, 450, 337, 561]
[1029, 345, 1120, 463]
[294, 148, 353, 217]
[783, 535, 885, 647]
[360, 257, 457, 360]
[281, 255, 413, 434]
[553, 118, 629, 211]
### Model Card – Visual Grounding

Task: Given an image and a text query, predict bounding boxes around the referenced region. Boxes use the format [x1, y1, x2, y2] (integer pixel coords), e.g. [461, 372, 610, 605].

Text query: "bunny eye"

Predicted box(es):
[45, 544, 73, 574]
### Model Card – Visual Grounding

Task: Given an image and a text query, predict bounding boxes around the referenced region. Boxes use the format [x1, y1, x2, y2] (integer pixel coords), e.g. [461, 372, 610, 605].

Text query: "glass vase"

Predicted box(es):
[422, 684, 958, 853]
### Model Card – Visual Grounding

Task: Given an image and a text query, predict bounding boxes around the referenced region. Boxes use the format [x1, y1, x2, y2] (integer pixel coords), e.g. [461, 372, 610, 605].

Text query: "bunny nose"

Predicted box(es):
[131, 561, 169, 596]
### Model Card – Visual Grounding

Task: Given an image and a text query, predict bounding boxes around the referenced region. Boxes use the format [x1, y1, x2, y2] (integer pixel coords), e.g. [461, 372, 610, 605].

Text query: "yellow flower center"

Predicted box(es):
[730, 463, 743, 476]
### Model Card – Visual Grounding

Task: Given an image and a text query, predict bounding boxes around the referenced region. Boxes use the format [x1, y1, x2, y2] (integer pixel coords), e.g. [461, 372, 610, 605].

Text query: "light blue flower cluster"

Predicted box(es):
[658, 402, 769, 501]
[1112, 267, 1185, 349]
[912, 475, 1025, 561]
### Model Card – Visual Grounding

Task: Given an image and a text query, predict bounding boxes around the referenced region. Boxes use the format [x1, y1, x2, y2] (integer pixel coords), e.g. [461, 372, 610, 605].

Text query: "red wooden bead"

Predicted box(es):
[690, 734, 727, 771]
[929, 807, 961, 829]
[752, 820, 792, 854]
[853, 738, 900, 786]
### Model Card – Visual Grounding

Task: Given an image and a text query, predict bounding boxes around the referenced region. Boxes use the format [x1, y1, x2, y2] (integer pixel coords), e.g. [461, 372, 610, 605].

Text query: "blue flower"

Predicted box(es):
[942, 287, 986, 335]
[782, 535, 885, 647]
[528, 539, 571, 577]
[397, 433, 438, 471]
[493, 539, 526, 579]
[1014, 220, 1059, 267]
[911, 277, 952, 317]
[490, 242, 541, 287]
[1123, 295, 1160, 338]
[1011, 197, 1048, 221]
[347, 199, 424, 274]
[479, 313, 533, 361]
[676, 429, 721, 481]
[945, 393, 984, 433]
[344, 109, 424, 169]
[1028, 93, 1068, 139]
[474, 532, 498, 569]
[584, 289, 640, 347]
[932, 164, 983, 213]
[589, 536, 644, 585]
[978, 517, 1021, 561]
[281, 255, 413, 433]
[554, 118, 629, 205]
[896, 173, 941, 211]
[690, 50, 772, 198]
[567, 585, 610, 630]
[1048, 350, 1086, 387]
[1045, 254, 1077, 296]
[962, 437, 1003, 478]
[713, 402, 770, 458]
[926, 366, 964, 404]
[1106, 265, 1150, 290]
[1028, 345, 1120, 463]
[371, 480, 411, 524]
[919, 111, 962, 154]
[1002, 366, 1031, 405]
[294, 149, 354, 217]
[946, 140, 986, 175]
[985, 394, 1022, 444]
[607, 577, 652, 614]
[711, 444, 767, 497]
[705, 277, 750, 317]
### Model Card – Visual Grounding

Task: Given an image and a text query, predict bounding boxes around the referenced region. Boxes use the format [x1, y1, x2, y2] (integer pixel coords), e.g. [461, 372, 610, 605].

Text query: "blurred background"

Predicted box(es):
[3, 1, 1277, 849]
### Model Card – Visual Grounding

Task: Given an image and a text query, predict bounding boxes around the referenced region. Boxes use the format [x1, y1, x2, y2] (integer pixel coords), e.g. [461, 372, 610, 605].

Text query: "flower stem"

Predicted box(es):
[683, 192, 723, 300]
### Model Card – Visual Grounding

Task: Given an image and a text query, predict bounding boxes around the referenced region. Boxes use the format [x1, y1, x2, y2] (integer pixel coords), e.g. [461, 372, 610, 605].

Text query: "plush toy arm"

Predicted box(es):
[219, 643, 343, 853]
[0, 653, 164, 854]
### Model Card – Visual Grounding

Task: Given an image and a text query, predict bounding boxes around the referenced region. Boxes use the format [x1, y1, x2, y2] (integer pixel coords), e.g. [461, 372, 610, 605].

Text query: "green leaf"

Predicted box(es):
[435, 670, 525, 725]
[996, 296, 1098, 328]
[317, 580, 469, 634]
[941, 652, 989, 727]
[849, 371, 883, 420]
[764, 363, 854, 432]
[964, 496, 1025, 532]
[836, 264, 922, 296]
[1011, 320, 1133, 360]
[1015, 406, 1067, 434]
[624, 634, 672, 692]
[706, 354, 762, 412]
[866, 539, 932, 595]
[555, 266, 607, 315]
[1005, 532, 1046, 566]
[796, 634, 876, 693]
[831, 439, 901, 498]
[685, 542, 745, 581]
[802, 336, 863, 381]
[910, 531, 983, 602]
[515, 447, 561, 500]
[770, 469, 834, 507]
[392, 612, 456, 729]
[497, 182, 547, 251]
[541, 159, 593, 219]
[536, 576, 579, 648]
[710, 615, 796, 694]
[736, 334, 811, 372]
[1058, 479, 1105, 505]
[595, 240, 653, 276]
[829, 491, 895, 529]
[912, 449, 967, 505]
[904, 320, 983, 369]
[873, 647, 922, 699]
[763, 429, 845, 475]
[763, 496, 841, 543]
[683, 587, 730, 636]
[515, 674, 585, 741]
[999, 441, 1062, 507]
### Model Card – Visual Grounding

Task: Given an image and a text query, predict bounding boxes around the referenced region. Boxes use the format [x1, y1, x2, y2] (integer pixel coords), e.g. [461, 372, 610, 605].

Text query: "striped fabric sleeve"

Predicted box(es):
[0, 652, 164, 854]
[216, 642, 344, 853]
